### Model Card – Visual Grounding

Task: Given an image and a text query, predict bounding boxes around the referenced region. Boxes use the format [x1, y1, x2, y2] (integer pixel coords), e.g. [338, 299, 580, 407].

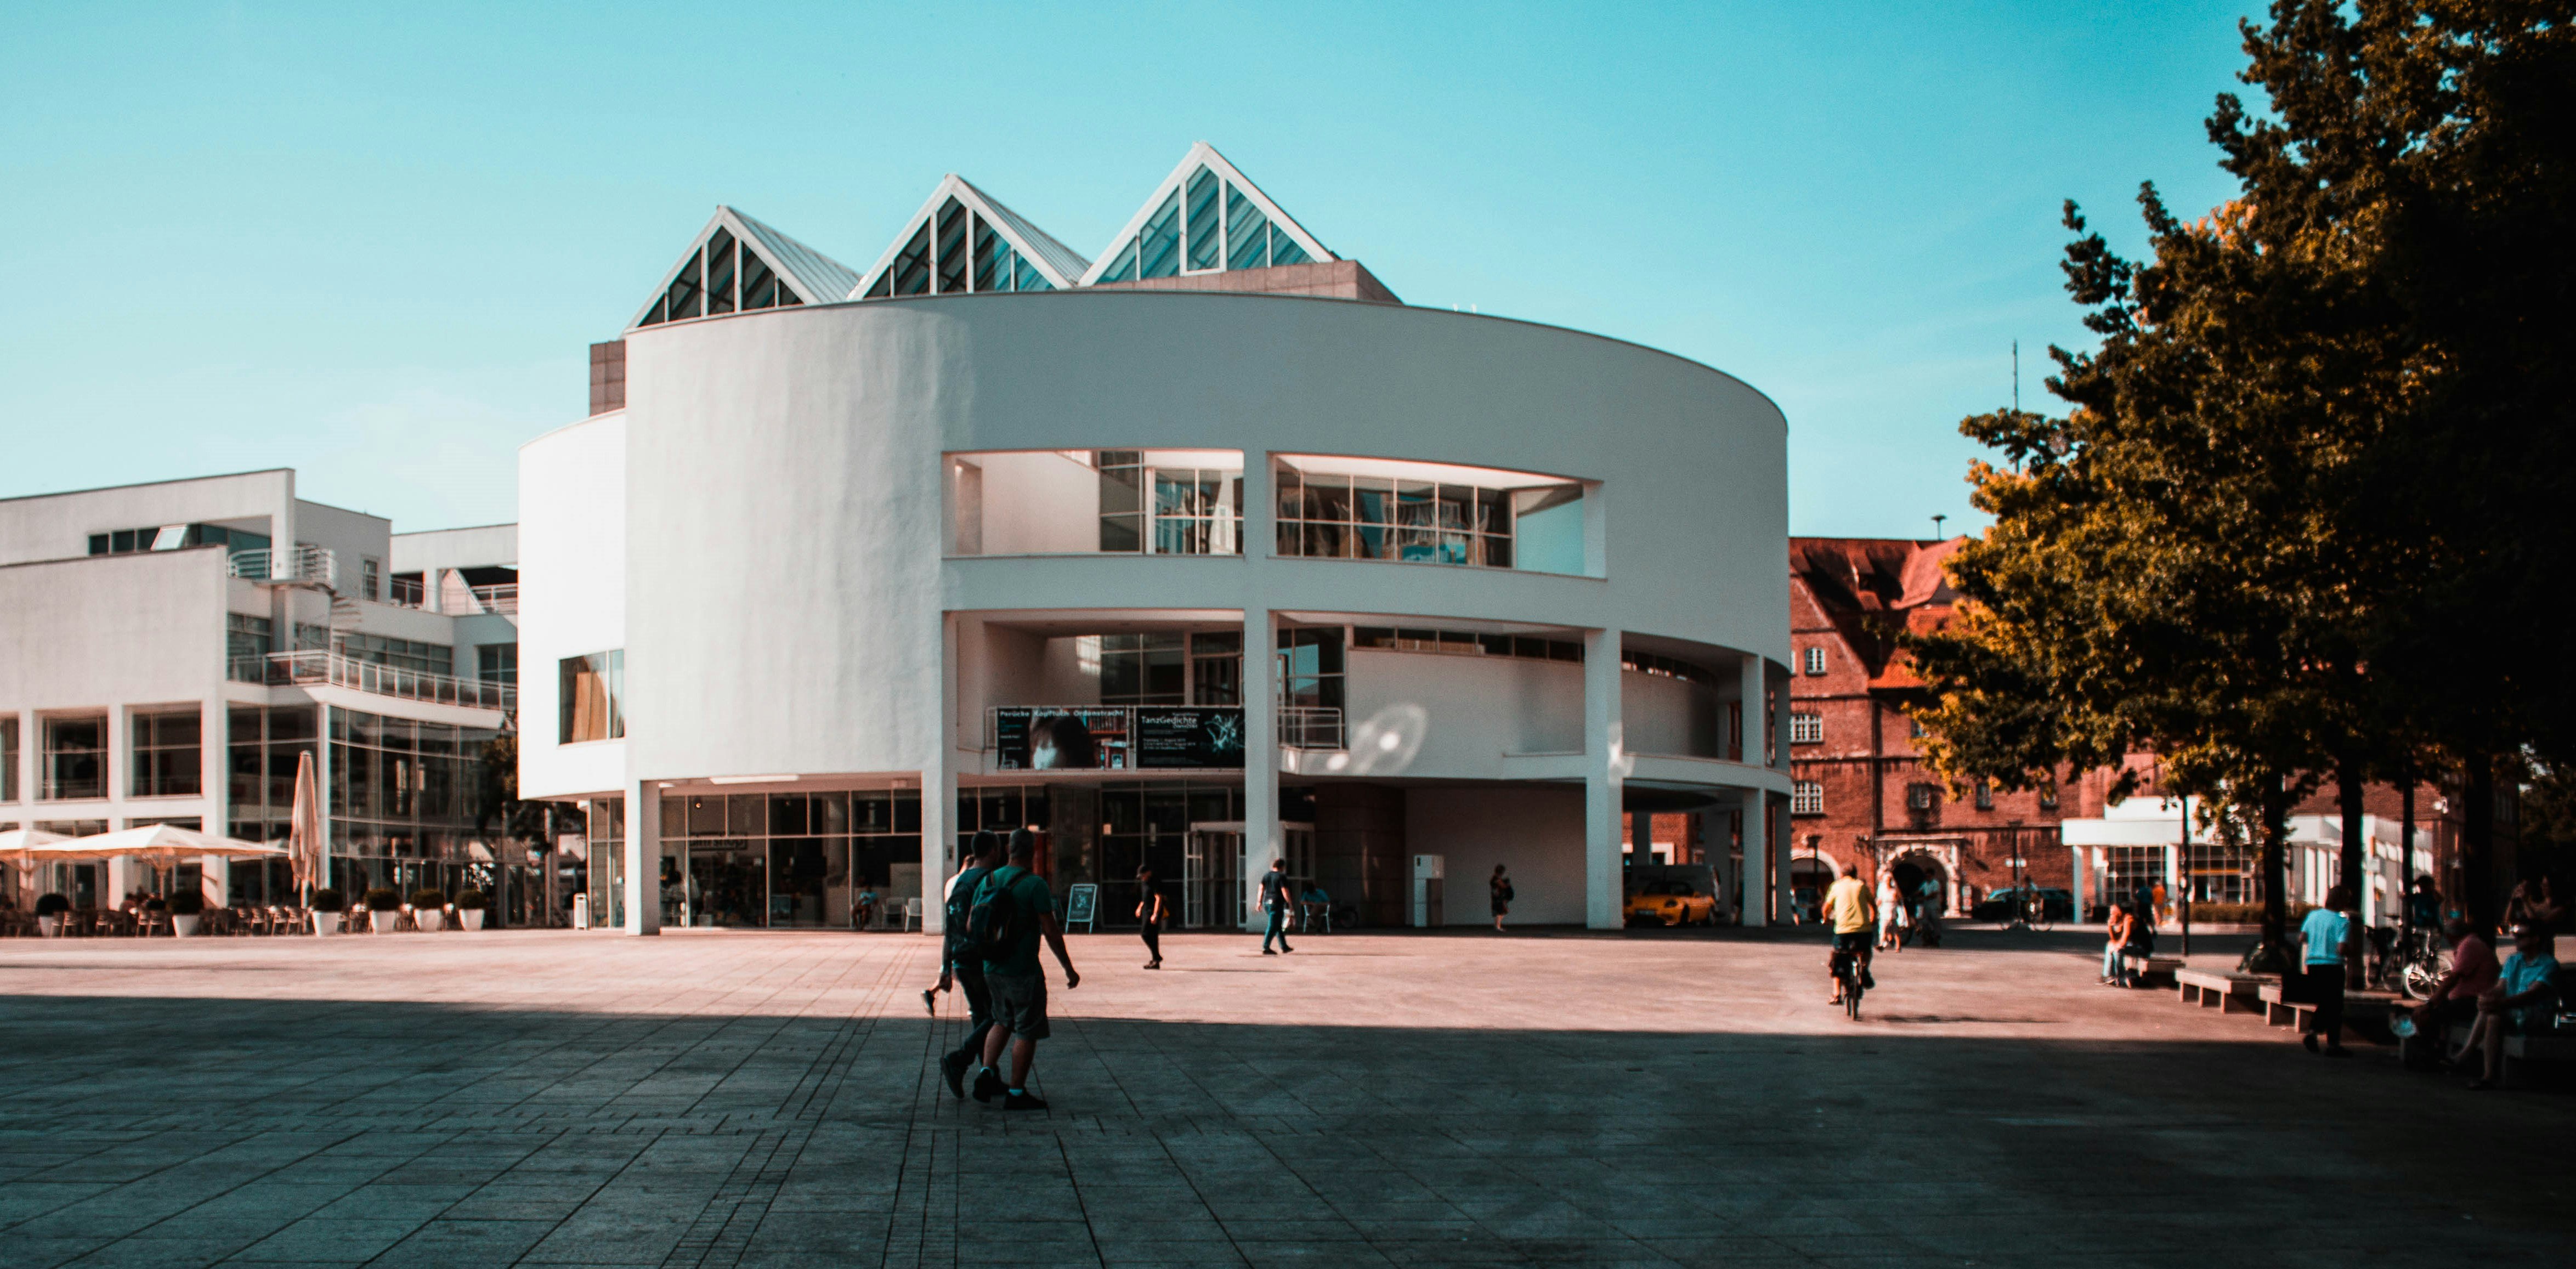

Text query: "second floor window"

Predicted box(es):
[560, 651, 626, 744]
[0, 717, 16, 801]
[1906, 782, 1940, 811]
[42, 715, 106, 801]
[1803, 647, 1826, 675]
[1973, 780, 1993, 810]
[361, 557, 381, 602]
[479, 643, 519, 687]
[132, 709, 203, 797]
[1790, 712, 1822, 744]
[1791, 781, 1824, 815]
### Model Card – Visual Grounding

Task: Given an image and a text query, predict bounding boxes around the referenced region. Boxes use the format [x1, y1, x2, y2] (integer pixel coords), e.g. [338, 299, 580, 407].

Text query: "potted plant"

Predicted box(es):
[310, 888, 343, 936]
[454, 888, 488, 931]
[166, 890, 206, 937]
[411, 888, 448, 932]
[364, 888, 403, 934]
[34, 893, 69, 938]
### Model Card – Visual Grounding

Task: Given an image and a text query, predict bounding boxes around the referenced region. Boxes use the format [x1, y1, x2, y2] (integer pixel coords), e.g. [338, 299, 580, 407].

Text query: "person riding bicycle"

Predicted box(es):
[1823, 863, 1877, 1004]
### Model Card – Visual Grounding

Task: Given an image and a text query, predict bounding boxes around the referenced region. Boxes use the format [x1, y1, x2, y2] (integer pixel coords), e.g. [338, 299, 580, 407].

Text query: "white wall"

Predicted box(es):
[390, 524, 518, 574]
[0, 471, 294, 567]
[517, 413, 629, 799]
[1404, 784, 1587, 926]
[292, 501, 393, 594]
[1342, 649, 1583, 773]
[961, 452, 1101, 555]
[1622, 672, 1721, 758]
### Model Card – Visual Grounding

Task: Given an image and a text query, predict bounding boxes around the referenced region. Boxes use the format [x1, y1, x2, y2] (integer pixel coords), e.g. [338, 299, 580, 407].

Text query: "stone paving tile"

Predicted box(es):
[6, 928, 2575, 1269]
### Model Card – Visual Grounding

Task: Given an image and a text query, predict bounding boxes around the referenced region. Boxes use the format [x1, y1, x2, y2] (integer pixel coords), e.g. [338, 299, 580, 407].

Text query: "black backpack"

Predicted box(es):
[963, 866, 1028, 964]
[941, 866, 990, 961]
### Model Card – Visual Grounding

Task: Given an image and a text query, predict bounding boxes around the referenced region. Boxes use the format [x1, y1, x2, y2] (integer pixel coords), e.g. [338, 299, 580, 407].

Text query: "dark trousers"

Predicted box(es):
[2301, 964, 2345, 1042]
[948, 961, 993, 1063]
[1262, 906, 1290, 951]
[1140, 921, 1162, 963]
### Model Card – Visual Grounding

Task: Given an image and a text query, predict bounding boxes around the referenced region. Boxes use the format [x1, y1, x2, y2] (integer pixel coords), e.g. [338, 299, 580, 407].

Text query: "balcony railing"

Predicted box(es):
[468, 583, 518, 615]
[231, 649, 514, 712]
[1277, 706, 1345, 751]
[227, 544, 336, 588]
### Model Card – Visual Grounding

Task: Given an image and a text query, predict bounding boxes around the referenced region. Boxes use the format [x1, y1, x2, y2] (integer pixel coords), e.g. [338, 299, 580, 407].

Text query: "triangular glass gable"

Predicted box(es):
[853, 178, 1080, 300]
[632, 210, 831, 329]
[1085, 148, 1328, 286]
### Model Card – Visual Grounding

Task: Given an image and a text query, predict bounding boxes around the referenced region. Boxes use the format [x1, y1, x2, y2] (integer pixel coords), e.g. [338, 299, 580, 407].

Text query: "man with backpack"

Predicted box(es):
[969, 829, 1079, 1110]
[930, 831, 1004, 1100]
[1259, 855, 1295, 954]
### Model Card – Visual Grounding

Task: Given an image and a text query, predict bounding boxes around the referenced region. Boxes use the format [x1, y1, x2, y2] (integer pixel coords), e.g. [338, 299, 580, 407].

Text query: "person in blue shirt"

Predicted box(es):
[2297, 886, 2358, 1057]
[2460, 925, 2562, 1091]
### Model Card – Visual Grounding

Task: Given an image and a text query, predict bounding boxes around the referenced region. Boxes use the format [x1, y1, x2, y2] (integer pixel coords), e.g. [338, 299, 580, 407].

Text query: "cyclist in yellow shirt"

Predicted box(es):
[1822, 863, 1878, 1003]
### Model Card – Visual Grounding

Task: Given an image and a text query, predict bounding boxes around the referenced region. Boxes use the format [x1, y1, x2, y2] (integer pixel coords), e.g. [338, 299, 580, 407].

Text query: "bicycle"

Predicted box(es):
[2020, 891, 2054, 933]
[1830, 947, 1865, 1019]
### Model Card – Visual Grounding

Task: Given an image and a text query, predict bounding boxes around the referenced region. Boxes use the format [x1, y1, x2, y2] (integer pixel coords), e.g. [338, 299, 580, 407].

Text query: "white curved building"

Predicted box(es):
[519, 143, 1792, 934]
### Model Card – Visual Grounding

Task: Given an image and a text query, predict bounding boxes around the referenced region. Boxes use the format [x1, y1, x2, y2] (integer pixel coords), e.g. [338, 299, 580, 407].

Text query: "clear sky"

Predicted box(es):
[1, 1, 2254, 538]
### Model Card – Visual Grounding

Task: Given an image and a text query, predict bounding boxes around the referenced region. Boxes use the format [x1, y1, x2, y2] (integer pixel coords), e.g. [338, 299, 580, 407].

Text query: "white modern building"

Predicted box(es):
[2060, 796, 2427, 925]
[518, 143, 1794, 934]
[0, 471, 530, 914]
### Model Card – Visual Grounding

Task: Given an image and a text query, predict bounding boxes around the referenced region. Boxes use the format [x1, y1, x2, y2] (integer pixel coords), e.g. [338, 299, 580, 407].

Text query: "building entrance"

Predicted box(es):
[1184, 828, 1243, 930]
[686, 843, 765, 927]
[1889, 854, 1949, 921]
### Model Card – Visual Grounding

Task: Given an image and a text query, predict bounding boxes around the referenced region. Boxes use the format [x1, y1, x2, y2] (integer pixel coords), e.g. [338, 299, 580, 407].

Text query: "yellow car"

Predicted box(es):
[1624, 879, 1718, 927]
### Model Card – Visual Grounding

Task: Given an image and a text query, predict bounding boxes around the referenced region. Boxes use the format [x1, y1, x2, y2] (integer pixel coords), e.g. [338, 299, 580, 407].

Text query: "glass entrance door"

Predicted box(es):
[1184, 829, 1243, 930]
[688, 843, 766, 927]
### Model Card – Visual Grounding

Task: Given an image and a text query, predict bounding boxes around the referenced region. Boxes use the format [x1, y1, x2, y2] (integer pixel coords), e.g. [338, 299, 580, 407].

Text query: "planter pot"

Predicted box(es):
[171, 914, 201, 937]
[417, 909, 445, 933]
[38, 916, 60, 937]
[460, 909, 485, 931]
[314, 911, 342, 936]
[370, 910, 399, 934]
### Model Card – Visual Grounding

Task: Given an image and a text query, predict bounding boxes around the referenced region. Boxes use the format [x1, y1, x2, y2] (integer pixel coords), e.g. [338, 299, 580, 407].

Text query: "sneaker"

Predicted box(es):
[920, 988, 936, 1016]
[1280, 944, 1294, 954]
[941, 1051, 969, 1100]
[1003, 1090, 1049, 1111]
[2303, 1034, 2320, 1053]
[971, 1067, 1001, 1103]
[1860, 970, 1876, 990]
[1261, 948, 1277, 955]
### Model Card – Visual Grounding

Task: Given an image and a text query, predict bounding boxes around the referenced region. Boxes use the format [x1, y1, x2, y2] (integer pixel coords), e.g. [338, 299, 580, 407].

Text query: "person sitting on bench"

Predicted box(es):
[2459, 925, 2562, 1091]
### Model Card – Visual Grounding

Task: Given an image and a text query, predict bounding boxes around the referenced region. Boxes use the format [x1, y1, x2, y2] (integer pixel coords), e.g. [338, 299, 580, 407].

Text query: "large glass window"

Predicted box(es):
[1099, 173, 1314, 281]
[1191, 632, 1242, 705]
[328, 707, 497, 883]
[704, 227, 738, 315]
[950, 450, 1241, 557]
[338, 633, 452, 676]
[658, 790, 920, 928]
[89, 522, 270, 562]
[1184, 165, 1222, 271]
[1350, 627, 1583, 662]
[1097, 634, 1187, 706]
[1275, 456, 1585, 575]
[1152, 467, 1241, 555]
[1279, 628, 1345, 712]
[1136, 190, 1182, 279]
[131, 709, 201, 797]
[559, 651, 626, 743]
[1, 717, 16, 802]
[41, 715, 106, 801]
[478, 643, 518, 687]
[891, 222, 933, 296]
[227, 705, 316, 843]
[935, 198, 970, 294]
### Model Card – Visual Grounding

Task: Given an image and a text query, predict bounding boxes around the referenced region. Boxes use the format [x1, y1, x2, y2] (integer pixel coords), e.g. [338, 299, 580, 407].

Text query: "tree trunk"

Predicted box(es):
[2464, 757, 2496, 931]
[2249, 788, 2293, 974]
[2399, 778, 2416, 939]
[2339, 757, 2366, 988]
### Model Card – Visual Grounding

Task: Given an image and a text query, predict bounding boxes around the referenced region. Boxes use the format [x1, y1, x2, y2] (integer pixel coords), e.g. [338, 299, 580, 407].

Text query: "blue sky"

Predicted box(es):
[1, 1, 2253, 537]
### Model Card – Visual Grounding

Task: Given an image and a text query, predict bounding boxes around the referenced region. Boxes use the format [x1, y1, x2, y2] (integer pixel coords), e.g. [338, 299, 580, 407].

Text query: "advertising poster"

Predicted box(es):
[993, 707, 1130, 770]
[1133, 706, 1245, 769]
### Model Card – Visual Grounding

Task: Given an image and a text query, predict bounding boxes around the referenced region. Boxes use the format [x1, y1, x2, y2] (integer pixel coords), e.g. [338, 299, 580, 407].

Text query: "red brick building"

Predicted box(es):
[1787, 536, 2505, 921]
[1787, 537, 2089, 914]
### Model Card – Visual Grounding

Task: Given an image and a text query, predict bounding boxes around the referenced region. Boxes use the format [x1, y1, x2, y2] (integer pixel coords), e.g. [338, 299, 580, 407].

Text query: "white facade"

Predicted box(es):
[0, 472, 523, 913]
[2063, 796, 2423, 924]
[520, 146, 1793, 935]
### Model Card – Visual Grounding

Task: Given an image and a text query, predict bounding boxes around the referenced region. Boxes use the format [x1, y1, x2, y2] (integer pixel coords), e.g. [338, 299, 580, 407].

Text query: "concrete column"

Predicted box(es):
[1769, 661, 1790, 774]
[1770, 793, 1792, 922]
[1583, 627, 1623, 929]
[1242, 608, 1277, 931]
[924, 614, 958, 934]
[1738, 651, 1762, 765]
[2070, 843, 2089, 921]
[621, 777, 660, 935]
[1629, 808, 1651, 864]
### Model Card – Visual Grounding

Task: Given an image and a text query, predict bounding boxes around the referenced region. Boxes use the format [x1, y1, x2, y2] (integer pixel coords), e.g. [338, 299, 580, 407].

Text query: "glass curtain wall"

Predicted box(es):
[131, 709, 202, 797]
[327, 708, 497, 900]
[41, 715, 106, 801]
[658, 790, 923, 928]
[226, 705, 316, 905]
[584, 797, 623, 928]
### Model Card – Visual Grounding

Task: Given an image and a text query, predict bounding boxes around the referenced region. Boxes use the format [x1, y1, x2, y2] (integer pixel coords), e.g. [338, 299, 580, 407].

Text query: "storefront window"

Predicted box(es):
[656, 790, 921, 928]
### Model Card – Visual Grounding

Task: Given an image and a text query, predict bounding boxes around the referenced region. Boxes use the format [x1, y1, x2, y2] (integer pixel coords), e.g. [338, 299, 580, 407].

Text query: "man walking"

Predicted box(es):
[1259, 855, 1295, 954]
[931, 831, 1003, 1099]
[972, 829, 1079, 1110]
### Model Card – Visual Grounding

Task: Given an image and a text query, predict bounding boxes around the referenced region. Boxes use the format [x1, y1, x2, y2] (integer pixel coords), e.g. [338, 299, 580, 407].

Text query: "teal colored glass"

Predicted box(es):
[1185, 167, 1221, 271]
[1269, 226, 1311, 267]
[1227, 185, 1269, 270]
[1138, 192, 1181, 279]
[1097, 239, 1137, 284]
[1017, 257, 1052, 291]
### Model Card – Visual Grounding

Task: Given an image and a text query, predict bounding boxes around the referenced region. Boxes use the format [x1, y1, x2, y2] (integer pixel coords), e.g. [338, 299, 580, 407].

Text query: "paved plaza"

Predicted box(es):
[2, 925, 2569, 1267]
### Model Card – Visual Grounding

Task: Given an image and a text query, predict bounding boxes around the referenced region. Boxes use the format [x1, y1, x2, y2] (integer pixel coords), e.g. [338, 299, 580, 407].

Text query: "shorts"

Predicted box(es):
[1833, 930, 1872, 953]
[984, 971, 1050, 1041]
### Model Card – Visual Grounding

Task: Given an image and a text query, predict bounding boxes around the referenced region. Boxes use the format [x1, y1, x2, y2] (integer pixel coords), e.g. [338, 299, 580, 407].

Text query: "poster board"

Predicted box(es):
[993, 707, 1131, 769]
[1065, 882, 1099, 932]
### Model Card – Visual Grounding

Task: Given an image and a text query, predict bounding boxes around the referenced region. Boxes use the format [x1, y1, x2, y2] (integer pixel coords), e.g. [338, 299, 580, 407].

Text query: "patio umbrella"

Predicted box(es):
[32, 826, 289, 900]
[286, 749, 321, 901]
[0, 828, 72, 908]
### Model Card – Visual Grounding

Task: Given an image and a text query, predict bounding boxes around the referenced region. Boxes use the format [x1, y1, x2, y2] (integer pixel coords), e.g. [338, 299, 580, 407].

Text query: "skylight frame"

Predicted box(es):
[1077, 142, 1337, 287]
[848, 175, 1086, 301]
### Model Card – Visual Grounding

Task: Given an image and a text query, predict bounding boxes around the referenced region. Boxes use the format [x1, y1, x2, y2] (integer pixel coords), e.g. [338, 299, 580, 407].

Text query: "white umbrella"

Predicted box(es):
[286, 749, 322, 900]
[41, 824, 288, 864]
[0, 828, 71, 908]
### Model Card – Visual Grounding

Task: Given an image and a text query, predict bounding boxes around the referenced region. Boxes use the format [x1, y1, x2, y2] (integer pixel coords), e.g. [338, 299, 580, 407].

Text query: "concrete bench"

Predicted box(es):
[2123, 953, 2184, 988]
[2177, 968, 2266, 1013]
[2441, 1023, 2576, 1087]
[2258, 983, 2402, 1043]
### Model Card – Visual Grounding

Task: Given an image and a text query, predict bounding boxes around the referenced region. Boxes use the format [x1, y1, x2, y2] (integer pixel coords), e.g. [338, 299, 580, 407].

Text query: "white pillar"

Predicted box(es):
[1583, 627, 1623, 929]
[622, 777, 660, 935]
[1242, 608, 1277, 931]
[2070, 842, 2089, 922]
[924, 613, 958, 935]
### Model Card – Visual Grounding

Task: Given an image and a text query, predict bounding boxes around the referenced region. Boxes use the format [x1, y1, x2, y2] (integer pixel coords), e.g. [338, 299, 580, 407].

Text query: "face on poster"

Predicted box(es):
[994, 708, 1130, 770]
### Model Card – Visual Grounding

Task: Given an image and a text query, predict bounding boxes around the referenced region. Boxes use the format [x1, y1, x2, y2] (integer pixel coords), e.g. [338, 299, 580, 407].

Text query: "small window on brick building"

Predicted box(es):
[2038, 781, 2059, 810]
[1792, 781, 1824, 815]
[1906, 782, 1939, 811]
[1973, 780, 1992, 810]
[1790, 712, 1822, 744]
[1909, 713, 1928, 739]
[1803, 647, 1826, 675]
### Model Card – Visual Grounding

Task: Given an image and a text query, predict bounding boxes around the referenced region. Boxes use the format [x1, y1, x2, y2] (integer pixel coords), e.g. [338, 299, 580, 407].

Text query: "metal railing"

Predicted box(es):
[237, 649, 514, 712]
[387, 575, 426, 608]
[227, 544, 337, 588]
[1277, 706, 1345, 751]
[980, 705, 1344, 757]
[468, 583, 518, 615]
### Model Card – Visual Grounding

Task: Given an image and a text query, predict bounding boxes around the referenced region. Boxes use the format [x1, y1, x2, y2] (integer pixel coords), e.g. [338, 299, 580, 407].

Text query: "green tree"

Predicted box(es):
[476, 731, 584, 850]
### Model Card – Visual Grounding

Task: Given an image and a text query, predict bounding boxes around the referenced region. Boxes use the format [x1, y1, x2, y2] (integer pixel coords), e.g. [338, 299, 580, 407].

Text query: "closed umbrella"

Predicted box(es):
[286, 750, 322, 902]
